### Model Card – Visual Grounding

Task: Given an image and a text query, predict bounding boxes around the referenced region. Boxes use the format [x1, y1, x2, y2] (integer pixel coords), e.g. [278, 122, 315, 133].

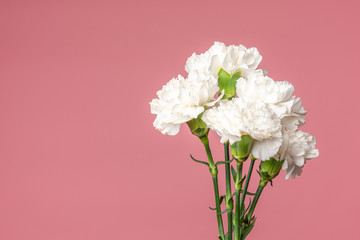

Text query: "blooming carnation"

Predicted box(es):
[150, 72, 220, 135]
[202, 98, 283, 160]
[275, 130, 319, 179]
[185, 41, 263, 78]
[236, 75, 306, 130]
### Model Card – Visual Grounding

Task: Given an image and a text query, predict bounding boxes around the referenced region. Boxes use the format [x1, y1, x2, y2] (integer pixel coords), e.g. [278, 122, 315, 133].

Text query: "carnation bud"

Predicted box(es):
[186, 112, 209, 138]
[218, 68, 241, 100]
[231, 135, 254, 162]
[258, 158, 284, 186]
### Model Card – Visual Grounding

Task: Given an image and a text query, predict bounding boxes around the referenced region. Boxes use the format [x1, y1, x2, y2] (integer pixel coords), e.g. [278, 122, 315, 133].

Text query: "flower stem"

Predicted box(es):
[212, 175, 225, 240]
[234, 162, 243, 240]
[239, 158, 256, 239]
[224, 143, 233, 240]
[245, 182, 267, 222]
[200, 136, 225, 240]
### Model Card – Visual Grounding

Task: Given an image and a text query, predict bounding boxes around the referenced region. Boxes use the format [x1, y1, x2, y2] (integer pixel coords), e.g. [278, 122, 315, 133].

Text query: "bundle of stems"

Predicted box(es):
[193, 135, 268, 240]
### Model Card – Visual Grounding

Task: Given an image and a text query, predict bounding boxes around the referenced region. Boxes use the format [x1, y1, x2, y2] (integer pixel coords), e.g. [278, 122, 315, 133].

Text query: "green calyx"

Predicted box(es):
[218, 68, 241, 100]
[231, 135, 254, 162]
[258, 158, 284, 186]
[186, 112, 209, 138]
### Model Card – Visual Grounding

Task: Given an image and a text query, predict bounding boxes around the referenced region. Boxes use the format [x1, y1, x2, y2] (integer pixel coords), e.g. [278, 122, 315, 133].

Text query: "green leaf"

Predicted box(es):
[241, 219, 256, 240]
[224, 232, 229, 240]
[224, 223, 235, 240]
[216, 158, 234, 166]
[239, 190, 255, 196]
[209, 195, 225, 211]
[245, 197, 252, 213]
[238, 175, 246, 185]
[231, 165, 237, 182]
[190, 154, 209, 166]
[219, 195, 225, 206]
[219, 209, 229, 215]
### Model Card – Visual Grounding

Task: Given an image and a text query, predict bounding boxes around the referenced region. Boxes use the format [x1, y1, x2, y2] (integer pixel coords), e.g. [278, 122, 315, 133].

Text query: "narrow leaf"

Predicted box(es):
[245, 197, 252, 213]
[238, 175, 246, 185]
[224, 232, 229, 240]
[231, 165, 237, 182]
[219, 195, 225, 206]
[216, 158, 234, 166]
[240, 190, 256, 196]
[241, 219, 256, 240]
[190, 154, 209, 166]
[219, 209, 229, 215]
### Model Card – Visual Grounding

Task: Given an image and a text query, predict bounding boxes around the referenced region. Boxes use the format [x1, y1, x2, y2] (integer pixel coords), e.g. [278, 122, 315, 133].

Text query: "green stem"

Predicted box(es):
[213, 175, 225, 240]
[224, 143, 233, 240]
[234, 162, 243, 240]
[245, 182, 267, 222]
[201, 136, 225, 240]
[239, 158, 256, 239]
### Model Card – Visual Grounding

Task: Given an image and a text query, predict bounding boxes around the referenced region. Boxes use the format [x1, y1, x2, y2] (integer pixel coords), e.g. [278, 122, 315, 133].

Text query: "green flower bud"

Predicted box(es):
[258, 158, 284, 186]
[231, 135, 254, 162]
[186, 112, 209, 138]
[218, 68, 241, 100]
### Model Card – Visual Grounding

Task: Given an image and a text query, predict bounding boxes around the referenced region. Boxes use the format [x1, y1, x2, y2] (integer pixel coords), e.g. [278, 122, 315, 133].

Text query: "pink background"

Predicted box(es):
[0, 0, 359, 239]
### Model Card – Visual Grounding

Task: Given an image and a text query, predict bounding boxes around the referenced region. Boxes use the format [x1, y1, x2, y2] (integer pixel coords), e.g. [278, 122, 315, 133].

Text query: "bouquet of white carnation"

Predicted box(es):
[150, 42, 319, 240]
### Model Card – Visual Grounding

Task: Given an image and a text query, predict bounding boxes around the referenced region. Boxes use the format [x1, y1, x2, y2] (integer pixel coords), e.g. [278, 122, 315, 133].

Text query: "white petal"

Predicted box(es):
[252, 138, 282, 160]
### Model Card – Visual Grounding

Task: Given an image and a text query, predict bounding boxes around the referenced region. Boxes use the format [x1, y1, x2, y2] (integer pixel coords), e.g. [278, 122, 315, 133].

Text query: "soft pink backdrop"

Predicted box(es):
[0, 0, 359, 239]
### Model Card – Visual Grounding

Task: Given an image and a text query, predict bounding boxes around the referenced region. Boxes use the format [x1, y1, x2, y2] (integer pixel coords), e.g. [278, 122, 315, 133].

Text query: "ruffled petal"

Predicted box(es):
[252, 138, 283, 160]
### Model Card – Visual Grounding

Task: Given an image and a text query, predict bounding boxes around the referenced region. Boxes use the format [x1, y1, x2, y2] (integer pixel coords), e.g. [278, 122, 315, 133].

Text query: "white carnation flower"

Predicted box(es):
[236, 75, 306, 130]
[202, 98, 282, 160]
[276, 130, 319, 179]
[150, 73, 220, 135]
[185, 41, 263, 78]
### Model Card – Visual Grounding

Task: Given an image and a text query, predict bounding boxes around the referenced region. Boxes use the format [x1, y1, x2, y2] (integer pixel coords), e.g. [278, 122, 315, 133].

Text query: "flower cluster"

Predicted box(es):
[150, 42, 318, 179]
